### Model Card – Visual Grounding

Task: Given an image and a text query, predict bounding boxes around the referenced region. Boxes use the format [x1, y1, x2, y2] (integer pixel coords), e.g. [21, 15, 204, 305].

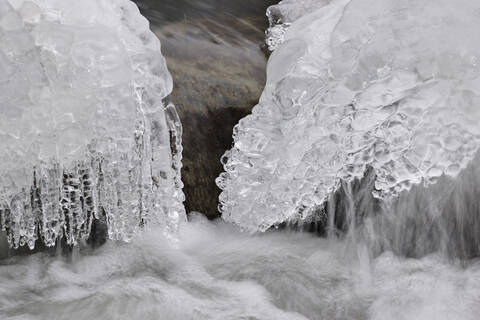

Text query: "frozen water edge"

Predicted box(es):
[218, 0, 480, 233]
[1, 216, 480, 320]
[0, 0, 186, 250]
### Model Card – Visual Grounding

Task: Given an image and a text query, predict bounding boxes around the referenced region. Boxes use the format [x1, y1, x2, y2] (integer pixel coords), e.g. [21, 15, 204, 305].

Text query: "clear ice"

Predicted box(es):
[0, 0, 186, 249]
[218, 0, 480, 232]
[265, 0, 330, 52]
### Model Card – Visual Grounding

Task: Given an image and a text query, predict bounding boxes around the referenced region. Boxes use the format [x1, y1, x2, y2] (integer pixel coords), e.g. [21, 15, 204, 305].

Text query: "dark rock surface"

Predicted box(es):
[135, 0, 277, 218]
[0, 231, 8, 259]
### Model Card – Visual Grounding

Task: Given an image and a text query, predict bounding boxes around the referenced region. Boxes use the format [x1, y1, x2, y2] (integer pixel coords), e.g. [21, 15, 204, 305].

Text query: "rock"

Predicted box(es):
[0, 231, 9, 259]
[140, 1, 278, 218]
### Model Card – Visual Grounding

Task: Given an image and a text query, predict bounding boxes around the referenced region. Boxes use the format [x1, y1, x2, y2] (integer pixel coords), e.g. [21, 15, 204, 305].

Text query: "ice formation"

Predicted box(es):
[218, 0, 480, 232]
[265, 0, 329, 52]
[0, 0, 186, 249]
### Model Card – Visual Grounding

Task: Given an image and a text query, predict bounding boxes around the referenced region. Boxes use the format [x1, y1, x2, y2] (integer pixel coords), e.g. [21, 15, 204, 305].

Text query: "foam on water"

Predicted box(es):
[1, 216, 480, 320]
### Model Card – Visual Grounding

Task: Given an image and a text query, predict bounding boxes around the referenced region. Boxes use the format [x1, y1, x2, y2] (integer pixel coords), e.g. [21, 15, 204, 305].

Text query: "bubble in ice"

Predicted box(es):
[0, 0, 186, 249]
[218, 0, 480, 232]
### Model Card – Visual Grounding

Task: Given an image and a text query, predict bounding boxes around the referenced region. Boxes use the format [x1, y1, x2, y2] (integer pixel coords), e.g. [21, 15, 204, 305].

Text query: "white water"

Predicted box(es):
[1, 214, 480, 320]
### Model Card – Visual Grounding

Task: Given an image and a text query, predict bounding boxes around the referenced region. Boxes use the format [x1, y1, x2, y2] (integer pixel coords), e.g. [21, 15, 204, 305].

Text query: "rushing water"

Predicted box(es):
[1, 215, 480, 320]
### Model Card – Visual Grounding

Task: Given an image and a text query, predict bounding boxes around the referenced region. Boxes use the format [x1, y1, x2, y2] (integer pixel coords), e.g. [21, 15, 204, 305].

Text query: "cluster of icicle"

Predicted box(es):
[0, 0, 186, 250]
[218, 0, 480, 232]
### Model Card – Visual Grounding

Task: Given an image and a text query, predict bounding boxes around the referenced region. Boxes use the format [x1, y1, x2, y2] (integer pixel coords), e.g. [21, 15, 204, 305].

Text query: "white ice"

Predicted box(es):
[0, 0, 185, 249]
[218, 0, 480, 232]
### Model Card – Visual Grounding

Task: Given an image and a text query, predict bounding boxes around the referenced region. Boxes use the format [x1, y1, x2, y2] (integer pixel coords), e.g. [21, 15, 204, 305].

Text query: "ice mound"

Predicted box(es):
[0, 0, 186, 249]
[218, 0, 480, 232]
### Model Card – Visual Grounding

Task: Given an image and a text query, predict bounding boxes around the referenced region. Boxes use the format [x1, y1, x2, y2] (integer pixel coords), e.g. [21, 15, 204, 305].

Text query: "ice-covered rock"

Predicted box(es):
[0, 0, 185, 249]
[218, 0, 480, 232]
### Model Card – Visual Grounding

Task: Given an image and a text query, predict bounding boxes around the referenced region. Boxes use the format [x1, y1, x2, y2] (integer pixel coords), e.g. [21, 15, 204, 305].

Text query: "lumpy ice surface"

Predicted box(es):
[218, 0, 480, 231]
[0, 0, 185, 249]
[265, 0, 330, 51]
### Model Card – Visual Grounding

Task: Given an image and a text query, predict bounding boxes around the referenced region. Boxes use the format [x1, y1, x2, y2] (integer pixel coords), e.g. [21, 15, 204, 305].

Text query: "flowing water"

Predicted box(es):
[2, 215, 480, 320]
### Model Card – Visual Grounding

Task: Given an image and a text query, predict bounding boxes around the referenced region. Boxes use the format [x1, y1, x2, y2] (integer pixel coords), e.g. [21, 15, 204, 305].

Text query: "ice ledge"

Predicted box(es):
[0, 0, 186, 250]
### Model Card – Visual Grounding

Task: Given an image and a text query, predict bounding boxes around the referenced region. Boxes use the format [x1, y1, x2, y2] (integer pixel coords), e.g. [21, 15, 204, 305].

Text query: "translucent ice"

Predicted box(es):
[265, 0, 330, 51]
[218, 0, 480, 232]
[0, 0, 185, 249]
